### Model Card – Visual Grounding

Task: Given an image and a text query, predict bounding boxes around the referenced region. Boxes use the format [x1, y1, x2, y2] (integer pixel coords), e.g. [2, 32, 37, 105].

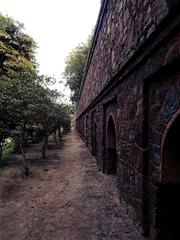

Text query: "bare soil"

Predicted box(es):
[0, 131, 144, 240]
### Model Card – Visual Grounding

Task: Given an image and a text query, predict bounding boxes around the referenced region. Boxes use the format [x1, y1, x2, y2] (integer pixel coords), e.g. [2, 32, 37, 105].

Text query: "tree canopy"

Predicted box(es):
[63, 34, 93, 102]
[0, 13, 36, 76]
[0, 13, 37, 142]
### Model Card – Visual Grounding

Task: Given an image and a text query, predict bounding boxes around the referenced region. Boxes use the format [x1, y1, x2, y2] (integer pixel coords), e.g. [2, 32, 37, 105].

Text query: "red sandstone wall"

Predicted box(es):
[76, 0, 180, 238]
[77, 0, 169, 117]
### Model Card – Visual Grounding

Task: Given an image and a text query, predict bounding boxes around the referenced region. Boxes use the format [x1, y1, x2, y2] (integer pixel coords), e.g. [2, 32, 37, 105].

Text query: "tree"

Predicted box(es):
[0, 13, 73, 175]
[63, 33, 93, 102]
[0, 13, 37, 130]
[0, 13, 37, 168]
[0, 13, 36, 76]
[31, 75, 64, 159]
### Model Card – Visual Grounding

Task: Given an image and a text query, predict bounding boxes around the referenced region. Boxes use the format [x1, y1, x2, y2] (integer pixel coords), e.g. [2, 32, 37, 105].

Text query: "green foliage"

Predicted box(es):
[1, 140, 14, 163]
[11, 127, 22, 153]
[58, 103, 73, 129]
[27, 124, 43, 143]
[0, 13, 37, 145]
[0, 13, 36, 75]
[0, 13, 73, 164]
[63, 33, 93, 102]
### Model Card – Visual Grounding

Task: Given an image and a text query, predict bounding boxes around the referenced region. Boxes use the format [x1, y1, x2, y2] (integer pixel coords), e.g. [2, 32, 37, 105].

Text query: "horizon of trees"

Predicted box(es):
[63, 33, 93, 103]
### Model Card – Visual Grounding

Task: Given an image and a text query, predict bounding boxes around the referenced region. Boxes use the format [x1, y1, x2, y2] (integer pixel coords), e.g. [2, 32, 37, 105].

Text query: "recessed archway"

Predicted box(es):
[85, 115, 89, 146]
[156, 113, 180, 240]
[106, 115, 117, 174]
[92, 121, 97, 156]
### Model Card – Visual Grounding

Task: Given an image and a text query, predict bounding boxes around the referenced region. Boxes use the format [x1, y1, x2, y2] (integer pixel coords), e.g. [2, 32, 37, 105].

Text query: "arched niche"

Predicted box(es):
[92, 120, 97, 156]
[156, 113, 180, 240]
[85, 115, 89, 146]
[106, 115, 117, 174]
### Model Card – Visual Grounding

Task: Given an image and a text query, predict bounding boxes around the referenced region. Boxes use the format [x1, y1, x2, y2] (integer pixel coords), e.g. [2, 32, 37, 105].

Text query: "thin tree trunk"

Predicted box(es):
[24, 131, 29, 147]
[22, 122, 28, 147]
[54, 130, 57, 146]
[0, 142, 3, 162]
[42, 134, 48, 159]
[20, 130, 30, 177]
[58, 125, 62, 142]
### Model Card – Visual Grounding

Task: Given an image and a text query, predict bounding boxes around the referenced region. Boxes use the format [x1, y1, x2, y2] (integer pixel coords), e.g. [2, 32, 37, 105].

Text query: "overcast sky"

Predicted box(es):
[0, 0, 101, 100]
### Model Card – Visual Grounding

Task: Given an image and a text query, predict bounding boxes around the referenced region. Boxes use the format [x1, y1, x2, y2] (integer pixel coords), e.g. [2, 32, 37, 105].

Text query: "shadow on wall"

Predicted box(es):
[156, 114, 180, 240]
[105, 115, 117, 175]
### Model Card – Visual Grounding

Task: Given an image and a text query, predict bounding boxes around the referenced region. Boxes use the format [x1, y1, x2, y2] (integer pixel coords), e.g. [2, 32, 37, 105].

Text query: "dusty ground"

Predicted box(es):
[0, 131, 144, 240]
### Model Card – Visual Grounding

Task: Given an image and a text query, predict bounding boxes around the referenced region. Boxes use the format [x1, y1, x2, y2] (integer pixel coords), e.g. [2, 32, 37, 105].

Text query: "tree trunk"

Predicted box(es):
[20, 130, 30, 177]
[58, 125, 62, 142]
[22, 122, 28, 147]
[42, 135, 48, 159]
[54, 130, 57, 146]
[0, 142, 3, 162]
[24, 131, 29, 147]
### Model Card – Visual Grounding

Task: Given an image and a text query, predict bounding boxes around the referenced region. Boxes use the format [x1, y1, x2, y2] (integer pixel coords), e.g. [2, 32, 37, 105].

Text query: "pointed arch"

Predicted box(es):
[156, 112, 180, 239]
[92, 119, 97, 156]
[85, 114, 89, 146]
[105, 115, 117, 174]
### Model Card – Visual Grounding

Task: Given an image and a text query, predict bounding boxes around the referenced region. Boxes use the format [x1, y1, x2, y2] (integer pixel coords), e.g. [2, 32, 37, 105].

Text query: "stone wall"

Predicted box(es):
[77, 0, 173, 117]
[76, 0, 180, 238]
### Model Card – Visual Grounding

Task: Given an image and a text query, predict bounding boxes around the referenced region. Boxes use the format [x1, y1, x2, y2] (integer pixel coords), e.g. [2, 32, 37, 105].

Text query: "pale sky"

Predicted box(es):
[0, 0, 101, 101]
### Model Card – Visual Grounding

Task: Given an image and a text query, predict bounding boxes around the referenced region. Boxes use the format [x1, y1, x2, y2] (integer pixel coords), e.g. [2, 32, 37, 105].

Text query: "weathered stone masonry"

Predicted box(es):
[76, 0, 180, 239]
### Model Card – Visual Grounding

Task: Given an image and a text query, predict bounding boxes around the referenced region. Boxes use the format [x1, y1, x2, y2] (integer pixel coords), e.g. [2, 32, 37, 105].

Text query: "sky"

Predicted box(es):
[0, 0, 101, 100]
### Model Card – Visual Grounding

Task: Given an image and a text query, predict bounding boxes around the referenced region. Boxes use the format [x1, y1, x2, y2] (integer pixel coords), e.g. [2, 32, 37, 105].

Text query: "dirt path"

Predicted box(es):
[0, 131, 144, 240]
